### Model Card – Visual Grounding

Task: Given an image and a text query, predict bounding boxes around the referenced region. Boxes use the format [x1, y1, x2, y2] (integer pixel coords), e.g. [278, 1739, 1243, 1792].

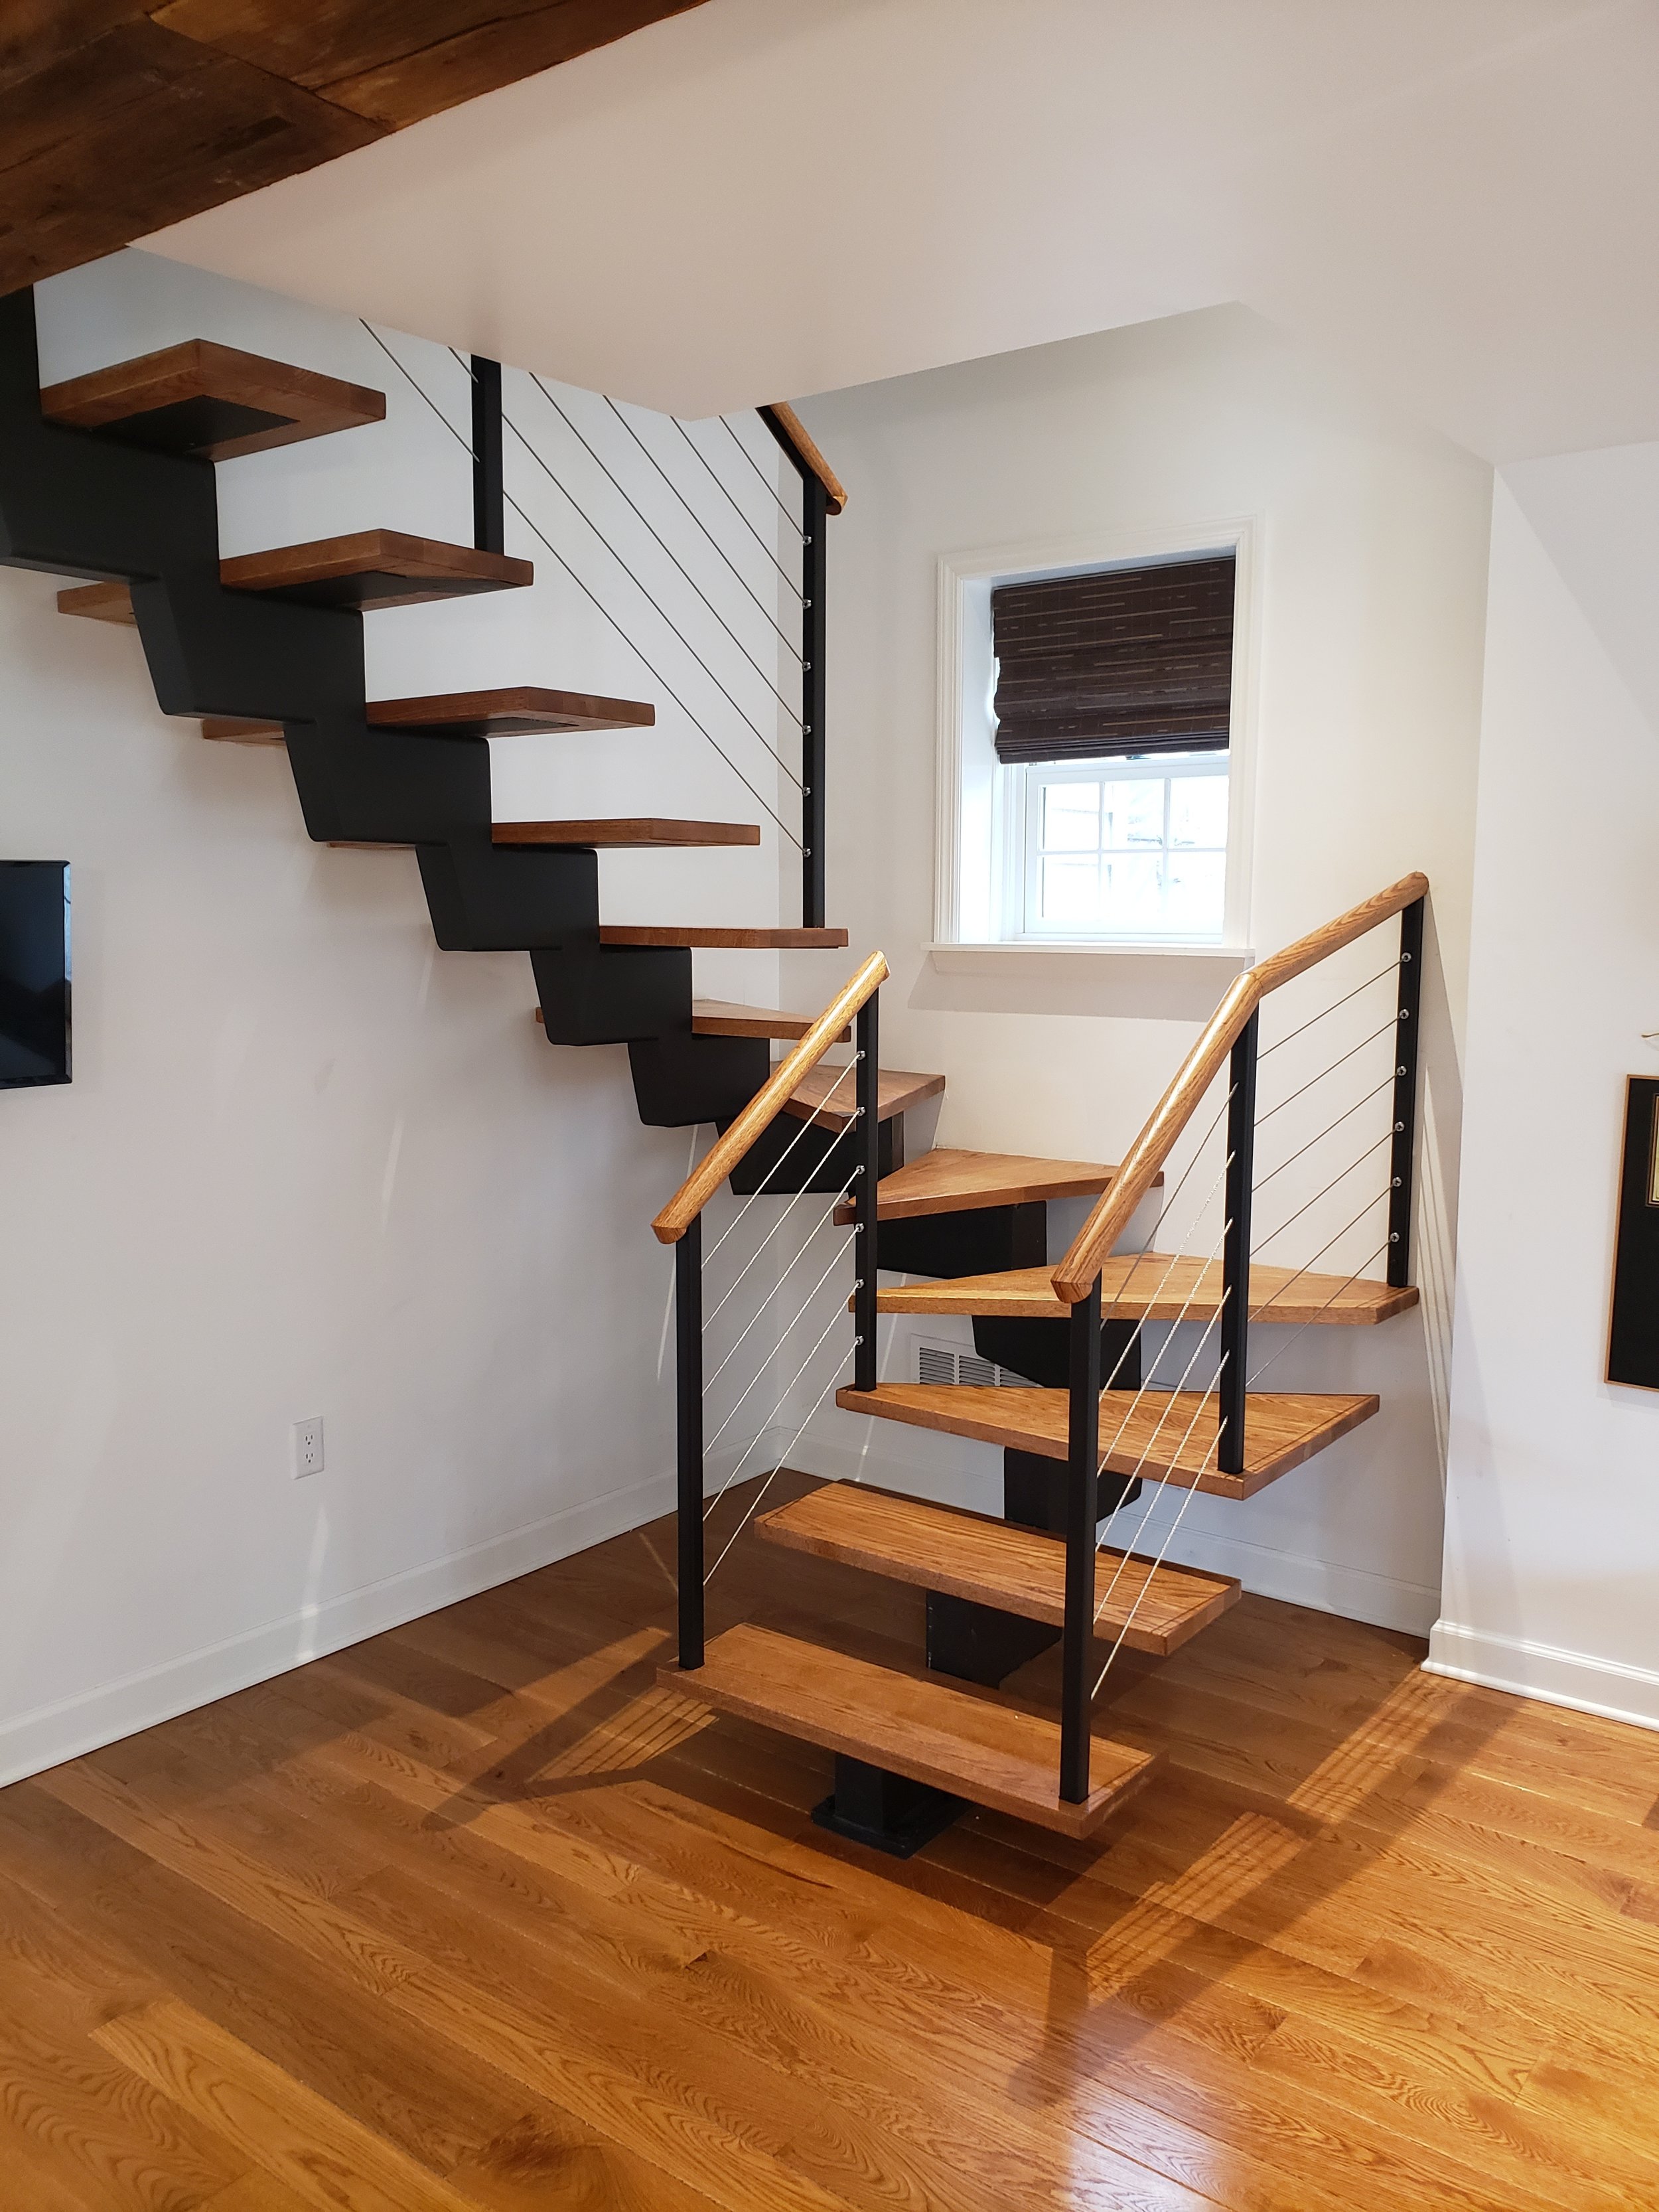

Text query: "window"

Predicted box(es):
[1021, 752, 1228, 938]
[936, 532, 1250, 951]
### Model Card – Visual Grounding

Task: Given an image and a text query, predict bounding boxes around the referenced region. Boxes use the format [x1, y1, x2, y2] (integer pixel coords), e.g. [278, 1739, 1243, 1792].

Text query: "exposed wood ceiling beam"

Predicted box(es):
[0, 1, 710, 295]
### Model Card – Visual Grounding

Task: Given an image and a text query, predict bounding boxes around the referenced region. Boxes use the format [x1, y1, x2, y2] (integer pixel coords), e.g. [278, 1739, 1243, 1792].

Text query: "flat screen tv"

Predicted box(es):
[0, 861, 71, 1088]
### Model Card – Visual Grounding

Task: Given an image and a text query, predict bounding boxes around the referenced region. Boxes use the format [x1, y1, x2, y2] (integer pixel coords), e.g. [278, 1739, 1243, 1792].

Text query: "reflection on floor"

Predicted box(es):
[3, 1469, 1659, 2210]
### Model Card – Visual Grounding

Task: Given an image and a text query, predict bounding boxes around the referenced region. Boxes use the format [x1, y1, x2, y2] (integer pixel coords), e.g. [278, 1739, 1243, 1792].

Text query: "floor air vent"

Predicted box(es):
[916, 1339, 1022, 1388]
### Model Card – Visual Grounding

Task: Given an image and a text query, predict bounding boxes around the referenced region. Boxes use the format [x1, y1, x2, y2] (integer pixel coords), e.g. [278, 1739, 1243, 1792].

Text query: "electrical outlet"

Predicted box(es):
[293, 1416, 325, 1479]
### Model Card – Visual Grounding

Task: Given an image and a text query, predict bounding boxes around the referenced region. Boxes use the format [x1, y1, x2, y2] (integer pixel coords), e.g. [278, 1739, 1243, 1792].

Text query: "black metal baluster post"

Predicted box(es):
[676, 1217, 705, 1668]
[1388, 897, 1425, 1289]
[470, 356, 504, 554]
[800, 473, 828, 928]
[1060, 1276, 1102, 1804]
[853, 991, 879, 1390]
[1217, 1012, 1259, 1477]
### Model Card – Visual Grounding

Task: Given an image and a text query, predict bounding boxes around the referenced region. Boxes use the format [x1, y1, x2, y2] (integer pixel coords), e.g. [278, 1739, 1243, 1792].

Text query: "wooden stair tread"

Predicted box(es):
[368, 688, 654, 738]
[221, 530, 531, 611]
[693, 1001, 849, 1042]
[599, 925, 849, 949]
[783, 1064, 946, 1128]
[832, 1145, 1135, 1224]
[659, 1623, 1156, 1838]
[199, 717, 284, 745]
[877, 1255, 1419, 1324]
[40, 340, 385, 461]
[757, 1483, 1239, 1656]
[60, 534, 532, 619]
[494, 819, 759, 849]
[835, 1384, 1380, 1500]
[58, 580, 135, 625]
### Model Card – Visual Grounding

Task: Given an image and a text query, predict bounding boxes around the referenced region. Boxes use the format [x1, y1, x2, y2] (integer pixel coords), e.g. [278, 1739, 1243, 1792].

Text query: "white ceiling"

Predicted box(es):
[141, 0, 1659, 461]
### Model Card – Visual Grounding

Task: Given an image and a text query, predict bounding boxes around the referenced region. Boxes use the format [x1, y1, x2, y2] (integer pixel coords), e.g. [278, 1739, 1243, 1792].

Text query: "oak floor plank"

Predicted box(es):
[94, 1998, 482, 2211]
[0, 1941, 248, 2211]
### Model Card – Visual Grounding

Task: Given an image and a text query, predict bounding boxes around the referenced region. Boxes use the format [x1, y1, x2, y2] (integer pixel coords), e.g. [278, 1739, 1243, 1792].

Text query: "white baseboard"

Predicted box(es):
[1425, 1620, 1659, 1733]
[780, 1429, 1441, 1637]
[0, 1469, 676, 1789]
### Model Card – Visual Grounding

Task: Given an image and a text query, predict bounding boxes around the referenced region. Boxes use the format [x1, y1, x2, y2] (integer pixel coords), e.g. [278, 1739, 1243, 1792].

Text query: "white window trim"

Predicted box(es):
[1013, 751, 1231, 942]
[933, 517, 1259, 955]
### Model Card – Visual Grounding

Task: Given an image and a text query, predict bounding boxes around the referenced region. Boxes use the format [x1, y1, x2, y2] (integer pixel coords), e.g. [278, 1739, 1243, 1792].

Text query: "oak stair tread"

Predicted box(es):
[877, 1255, 1420, 1324]
[835, 1384, 1380, 1499]
[756, 1481, 1240, 1656]
[57, 581, 136, 625]
[494, 819, 759, 849]
[782, 1064, 946, 1128]
[831, 1145, 1141, 1224]
[199, 717, 284, 744]
[191, 689, 658, 746]
[693, 1001, 849, 1042]
[367, 687, 654, 738]
[40, 339, 385, 461]
[221, 530, 532, 611]
[58, 532, 532, 619]
[659, 1623, 1157, 1838]
[599, 925, 849, 949]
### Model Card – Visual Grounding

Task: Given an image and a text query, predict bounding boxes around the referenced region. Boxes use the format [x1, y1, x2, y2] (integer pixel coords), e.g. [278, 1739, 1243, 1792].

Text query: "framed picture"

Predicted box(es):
[1608, 1074, 1659, 1388]
[0, 860, 71, 1089]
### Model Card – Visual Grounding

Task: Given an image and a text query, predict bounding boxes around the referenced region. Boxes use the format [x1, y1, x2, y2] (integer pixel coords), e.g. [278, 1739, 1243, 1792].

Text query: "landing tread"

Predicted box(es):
[834, 1384, 1380, 1499]
[877, 1255, 1420, 1325]
[659, 1623, 1157, 1838]
[368, 687, 654, 738]
[693, 1001, 849, 1042]
[221, 530, 532, 611]
[783, 1064, 946, 1128]
[494, 818, 759, 849]
[757, 1481, 1240, 1655]
[40, 339, 385, 461]
[599, 926, 849, 949]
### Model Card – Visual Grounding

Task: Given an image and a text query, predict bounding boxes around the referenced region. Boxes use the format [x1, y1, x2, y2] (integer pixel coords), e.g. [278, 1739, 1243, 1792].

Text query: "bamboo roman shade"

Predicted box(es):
[991, 554, 1235, 765]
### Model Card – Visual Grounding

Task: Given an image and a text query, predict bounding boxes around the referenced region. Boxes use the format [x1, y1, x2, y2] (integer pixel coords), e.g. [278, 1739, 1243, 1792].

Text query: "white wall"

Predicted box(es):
[1432, 454, 1659, 1724]
[782, 307, 1494, 1634]
[0, 250, 801, 1783]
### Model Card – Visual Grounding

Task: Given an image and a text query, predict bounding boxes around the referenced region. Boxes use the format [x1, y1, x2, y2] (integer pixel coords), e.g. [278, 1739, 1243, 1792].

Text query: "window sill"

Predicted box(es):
[927, 940, 1254, 976]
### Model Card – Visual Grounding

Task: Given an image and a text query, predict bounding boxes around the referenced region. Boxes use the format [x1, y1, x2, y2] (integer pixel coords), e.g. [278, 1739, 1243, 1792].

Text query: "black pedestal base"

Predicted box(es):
[926, 1587, 1058, 1687]
[811, 1754, 966, 1858]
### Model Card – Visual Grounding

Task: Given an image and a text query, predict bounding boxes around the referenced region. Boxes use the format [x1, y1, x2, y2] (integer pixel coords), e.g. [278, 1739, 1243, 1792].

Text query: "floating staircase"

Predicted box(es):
[7, 299, 1431, 1866]
[657, 879, 1429, 1852]
[10, 309, 849, 1137]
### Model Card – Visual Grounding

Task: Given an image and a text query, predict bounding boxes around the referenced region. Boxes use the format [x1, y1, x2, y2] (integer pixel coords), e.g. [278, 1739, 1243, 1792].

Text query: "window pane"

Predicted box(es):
[1100, 851, 1165, 928]
[1163, 850, 1226, 933]
[1040, 853, 1100, 926]
[1100, 776, 1165, 848]
[1041, 780, 1100, 851]
[1169, 774, 1228, 848]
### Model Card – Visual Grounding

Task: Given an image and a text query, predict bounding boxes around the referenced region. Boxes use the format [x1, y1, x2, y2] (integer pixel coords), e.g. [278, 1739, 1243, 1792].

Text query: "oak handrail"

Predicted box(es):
[652, 951, 888, 1243]
[759, 402, 847, 516]
[1050, 873, 1429, 1303]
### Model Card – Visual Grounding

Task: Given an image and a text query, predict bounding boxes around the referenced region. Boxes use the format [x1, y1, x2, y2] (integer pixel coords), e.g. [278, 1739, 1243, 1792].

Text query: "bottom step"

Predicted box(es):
[659, 1622, 1157, 1839]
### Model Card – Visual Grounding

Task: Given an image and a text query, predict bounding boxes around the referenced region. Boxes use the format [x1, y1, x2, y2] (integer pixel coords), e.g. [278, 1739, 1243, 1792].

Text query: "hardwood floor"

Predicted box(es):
[5, 1471, 1659, 2210]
